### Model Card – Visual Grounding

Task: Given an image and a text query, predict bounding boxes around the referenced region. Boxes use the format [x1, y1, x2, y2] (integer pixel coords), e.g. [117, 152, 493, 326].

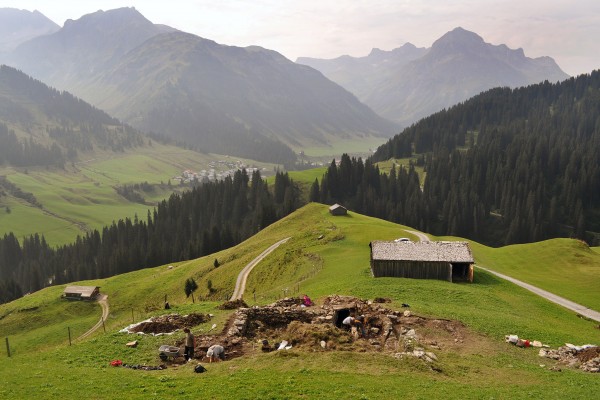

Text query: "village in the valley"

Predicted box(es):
[171, 159, 266, 185]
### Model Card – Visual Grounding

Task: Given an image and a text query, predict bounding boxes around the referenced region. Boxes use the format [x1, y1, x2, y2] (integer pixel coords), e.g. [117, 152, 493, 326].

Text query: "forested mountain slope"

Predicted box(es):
[3, 8, 397, 164]
[0, 170, 299, 304]
[314, 71, 600, 246]
[0, 65, 145, 166]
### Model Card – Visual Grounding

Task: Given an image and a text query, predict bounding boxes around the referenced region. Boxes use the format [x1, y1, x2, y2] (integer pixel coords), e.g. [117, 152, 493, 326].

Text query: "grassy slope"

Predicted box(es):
[467, 239, 600, 311]
[0, 143, 276, 246]
[0, 203, 599, 399]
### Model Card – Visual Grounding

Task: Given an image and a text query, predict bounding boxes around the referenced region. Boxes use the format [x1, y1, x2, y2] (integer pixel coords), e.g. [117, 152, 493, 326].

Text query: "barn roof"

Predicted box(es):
[370, 240, 474, 263]
[329, 203, 346, 211]
[63, 285, 99, 297]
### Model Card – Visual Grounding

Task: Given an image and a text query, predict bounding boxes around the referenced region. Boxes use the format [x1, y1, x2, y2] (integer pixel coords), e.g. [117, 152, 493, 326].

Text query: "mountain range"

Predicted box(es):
[298, 27, 570, 127]
[1, 7, 397, 164]
[0, 8, 59, 53]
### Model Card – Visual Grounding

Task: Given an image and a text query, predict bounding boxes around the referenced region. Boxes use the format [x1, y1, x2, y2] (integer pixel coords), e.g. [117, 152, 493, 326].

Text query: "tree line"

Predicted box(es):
[0, 65, 147, 167]
[0, 170, 300, 304]
[344, 70, 600, 245]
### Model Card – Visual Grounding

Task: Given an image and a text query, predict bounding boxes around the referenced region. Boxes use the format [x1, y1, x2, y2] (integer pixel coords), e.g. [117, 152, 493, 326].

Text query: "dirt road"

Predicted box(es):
[230, 238, 291, 301]
[77, 294, 109, 340]
[404, 229, 429, 242]
[404, 228, 600, 322]
[477, 266, 600, 322]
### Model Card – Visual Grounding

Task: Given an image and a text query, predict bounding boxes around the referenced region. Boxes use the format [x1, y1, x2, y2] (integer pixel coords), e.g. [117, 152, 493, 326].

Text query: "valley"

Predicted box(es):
[0, 4, 599, 399]
[0, 143, 277, 246]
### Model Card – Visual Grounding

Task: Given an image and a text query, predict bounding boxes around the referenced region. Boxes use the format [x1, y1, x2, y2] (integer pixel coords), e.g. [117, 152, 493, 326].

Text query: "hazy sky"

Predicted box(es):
[2, 0, 599, 76]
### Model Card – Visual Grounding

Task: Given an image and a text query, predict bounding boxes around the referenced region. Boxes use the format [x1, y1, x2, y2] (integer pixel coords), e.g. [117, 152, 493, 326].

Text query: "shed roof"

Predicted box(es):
[329, 203, 346, 210]
[63, 285, 99, 297]
[370, 241, 474, 263]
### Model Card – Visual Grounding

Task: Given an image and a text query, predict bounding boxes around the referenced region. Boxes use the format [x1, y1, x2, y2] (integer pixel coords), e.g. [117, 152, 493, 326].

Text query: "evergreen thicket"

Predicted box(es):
[0, 65, 146, 167]
[0, 170, 299, 303]
[314, 154, 427, 231]
[323, 71, 600, 245]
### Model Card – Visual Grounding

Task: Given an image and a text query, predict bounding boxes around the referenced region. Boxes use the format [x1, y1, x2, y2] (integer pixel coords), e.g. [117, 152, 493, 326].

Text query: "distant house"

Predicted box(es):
[369, 240, 474, 283]
[62, 285, 100, 300]
[329, 203, 348, 216]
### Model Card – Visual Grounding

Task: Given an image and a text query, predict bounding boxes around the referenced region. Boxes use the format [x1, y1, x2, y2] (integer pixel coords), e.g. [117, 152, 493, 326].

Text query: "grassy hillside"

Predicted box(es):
[469, 239, 600, 311]
[0, 143, 276, 246]
[0, 203, 598, 399]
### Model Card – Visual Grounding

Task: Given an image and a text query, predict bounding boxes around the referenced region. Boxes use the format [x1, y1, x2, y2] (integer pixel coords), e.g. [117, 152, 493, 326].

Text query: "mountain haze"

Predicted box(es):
[0, 64, 145, 166]
[3, 8, 397, 163]
[297, 43, 427, 102]
[298, 27, 569, 127]
[6, 7, 176, 90]
[0, 8, 59, 53]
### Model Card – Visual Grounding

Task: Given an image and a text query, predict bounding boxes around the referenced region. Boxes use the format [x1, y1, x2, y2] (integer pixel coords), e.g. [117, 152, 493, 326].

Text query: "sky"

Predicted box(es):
[1, 0, 599, 76]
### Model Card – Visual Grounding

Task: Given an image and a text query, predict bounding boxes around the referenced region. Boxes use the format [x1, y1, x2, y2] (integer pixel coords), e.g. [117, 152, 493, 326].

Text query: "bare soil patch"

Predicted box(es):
[165, 295, 483, 367]
[130, 313, 210, 334]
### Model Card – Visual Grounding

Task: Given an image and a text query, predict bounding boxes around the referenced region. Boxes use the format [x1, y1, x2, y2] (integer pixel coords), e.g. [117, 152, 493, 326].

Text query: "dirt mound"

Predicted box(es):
[131, 313, 210, 334]
[218, 299, 249, 310]
[578, 346, 600, 362]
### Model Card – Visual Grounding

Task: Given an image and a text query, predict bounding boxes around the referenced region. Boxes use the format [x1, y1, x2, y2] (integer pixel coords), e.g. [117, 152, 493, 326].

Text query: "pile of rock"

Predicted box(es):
[539, 344, 599, 373]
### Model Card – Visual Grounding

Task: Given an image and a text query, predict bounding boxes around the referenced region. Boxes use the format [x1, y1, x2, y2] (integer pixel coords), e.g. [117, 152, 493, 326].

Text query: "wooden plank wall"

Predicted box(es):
[371, 261, 452, 281]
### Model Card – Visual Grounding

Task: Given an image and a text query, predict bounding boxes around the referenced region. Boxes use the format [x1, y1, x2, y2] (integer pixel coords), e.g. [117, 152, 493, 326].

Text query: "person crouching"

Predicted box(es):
[206, 344, 225, 363]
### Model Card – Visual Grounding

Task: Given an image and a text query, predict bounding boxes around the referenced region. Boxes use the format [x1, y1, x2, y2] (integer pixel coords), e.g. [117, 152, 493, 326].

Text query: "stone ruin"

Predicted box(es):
[214, 295, 465, 366]
[539, 344, 600, 373]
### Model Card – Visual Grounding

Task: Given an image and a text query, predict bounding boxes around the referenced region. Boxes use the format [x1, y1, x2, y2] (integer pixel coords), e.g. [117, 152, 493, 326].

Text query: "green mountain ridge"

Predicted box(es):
[0, 64, 278, 247]
[1, 203, 598, 399]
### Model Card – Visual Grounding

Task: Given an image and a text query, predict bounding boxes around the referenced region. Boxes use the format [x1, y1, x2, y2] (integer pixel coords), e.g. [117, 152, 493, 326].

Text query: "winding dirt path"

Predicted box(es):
[404, 229, 429, 242]
[77, 294, 109, 340]
[230, 238, 291, 301]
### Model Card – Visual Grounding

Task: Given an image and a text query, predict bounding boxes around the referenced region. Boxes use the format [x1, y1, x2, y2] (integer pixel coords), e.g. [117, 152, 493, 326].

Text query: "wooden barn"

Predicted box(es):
[329, 203, 348, 216]
[369, 240, 474, 283]
[62, 285, 100, 300]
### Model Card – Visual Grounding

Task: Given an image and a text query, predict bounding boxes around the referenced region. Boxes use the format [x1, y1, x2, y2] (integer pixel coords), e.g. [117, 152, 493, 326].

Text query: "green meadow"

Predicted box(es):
[1, 203, 598, 399]
[0, 143, 276, 246]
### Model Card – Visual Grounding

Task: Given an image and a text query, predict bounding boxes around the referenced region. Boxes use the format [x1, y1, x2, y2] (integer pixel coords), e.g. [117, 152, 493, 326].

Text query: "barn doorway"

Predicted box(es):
[451, 263, 473, 283]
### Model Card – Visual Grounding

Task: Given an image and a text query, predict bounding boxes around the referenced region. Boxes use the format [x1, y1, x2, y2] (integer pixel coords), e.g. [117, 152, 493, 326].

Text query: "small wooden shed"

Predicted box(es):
[369, 240, 474, 283]
[329, 203, 348, 216]
[62, 285, 100, 300]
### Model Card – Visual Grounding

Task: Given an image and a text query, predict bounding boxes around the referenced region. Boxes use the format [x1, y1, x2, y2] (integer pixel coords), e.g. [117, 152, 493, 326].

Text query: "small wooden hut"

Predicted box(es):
[329, 203, 348, 216]
[62, 285, 100, 300]
[369, 240, 474, 283]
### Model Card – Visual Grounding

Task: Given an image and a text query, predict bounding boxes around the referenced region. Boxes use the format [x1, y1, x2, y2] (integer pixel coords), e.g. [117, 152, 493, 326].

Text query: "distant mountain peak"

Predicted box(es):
[431, 27, 486, 52]
[63, 7, 150, 30]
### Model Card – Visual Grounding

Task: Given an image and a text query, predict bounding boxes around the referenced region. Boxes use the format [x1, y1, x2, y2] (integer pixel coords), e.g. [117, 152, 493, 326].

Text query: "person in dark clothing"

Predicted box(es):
[183, 328, 194, 362]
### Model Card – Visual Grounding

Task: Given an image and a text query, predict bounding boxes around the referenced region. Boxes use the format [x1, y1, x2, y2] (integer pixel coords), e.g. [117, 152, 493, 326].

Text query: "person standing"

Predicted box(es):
[183, 328, 194, 362]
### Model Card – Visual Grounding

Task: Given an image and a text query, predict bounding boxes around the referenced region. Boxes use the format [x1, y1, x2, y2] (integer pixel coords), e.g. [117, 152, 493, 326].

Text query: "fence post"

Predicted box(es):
[131, 308, 134, 323]
[102, 318, 106, 333]
[68, 327, 72, 346]
[5, 337, 10, 357]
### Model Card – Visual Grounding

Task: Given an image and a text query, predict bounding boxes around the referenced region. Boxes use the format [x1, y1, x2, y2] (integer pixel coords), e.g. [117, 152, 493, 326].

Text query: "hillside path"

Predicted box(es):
[404, 229, 429, 242]
[230, 237, 291, 301]
[477, 267, 600, 323]
[77, 294, 109, 340]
